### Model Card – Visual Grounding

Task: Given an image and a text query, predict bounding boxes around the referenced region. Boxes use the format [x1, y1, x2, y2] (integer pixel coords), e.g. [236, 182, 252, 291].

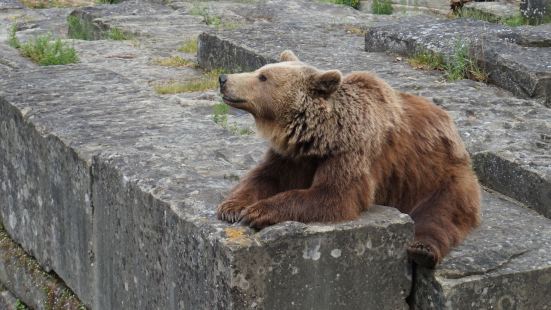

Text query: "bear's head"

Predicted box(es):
[219, 50, 342, 120]
[219, 50, 344, 156]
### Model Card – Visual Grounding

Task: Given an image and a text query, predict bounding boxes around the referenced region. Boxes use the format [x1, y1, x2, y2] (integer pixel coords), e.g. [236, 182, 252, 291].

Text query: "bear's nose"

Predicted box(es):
[219, 74, 228, 87]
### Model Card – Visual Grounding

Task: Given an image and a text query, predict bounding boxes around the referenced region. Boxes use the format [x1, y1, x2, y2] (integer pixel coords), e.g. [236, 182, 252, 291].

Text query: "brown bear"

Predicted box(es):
[217, 50, 481, 268]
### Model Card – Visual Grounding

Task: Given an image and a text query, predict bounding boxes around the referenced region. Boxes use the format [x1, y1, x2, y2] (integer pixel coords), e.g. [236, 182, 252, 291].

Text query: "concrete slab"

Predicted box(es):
[412, 191, 551, 309]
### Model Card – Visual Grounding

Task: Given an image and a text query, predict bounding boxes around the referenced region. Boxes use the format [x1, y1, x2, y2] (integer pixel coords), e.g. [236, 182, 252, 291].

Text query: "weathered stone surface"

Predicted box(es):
[521, 0, 551, 21]
[198, 24, 551, 219]
[0, 61, 413, 309]
[412, 191, 551, 309]
[0, 0, 22, 10]
[0, 223, 85, 310]
[0, 287, 19, 310]
[463, 1, 519, 20]
[365, 17, 551, 106]
[0, 69, 95, 306]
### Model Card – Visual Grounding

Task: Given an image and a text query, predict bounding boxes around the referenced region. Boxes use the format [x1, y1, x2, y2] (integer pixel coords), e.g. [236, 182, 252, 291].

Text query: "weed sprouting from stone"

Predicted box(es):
[67, 15, 95, 40]
[212, 102, 254, 135]
[15, 299, 28, 310]
[407, 42, 487, 83]
[107, 27, 130, 40]
[15, 34, 78, 65]
[501, 14, 527, 27]
[179, 38, 198, 54]
[444, 40, 487, 82]
[372, 0, 393, 15]
[152, 55, 195, 67]
[154, 68, 225, 94]
[7, 24, 20, 48]
[320, 0, 360, 9]
[188, 3, 242, 29]
[213, 102, 229, 125]
[408, 50, 445, 71]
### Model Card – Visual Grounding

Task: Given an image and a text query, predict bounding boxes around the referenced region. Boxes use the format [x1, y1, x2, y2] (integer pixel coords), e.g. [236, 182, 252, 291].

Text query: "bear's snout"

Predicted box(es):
[219, 74, 228, 91]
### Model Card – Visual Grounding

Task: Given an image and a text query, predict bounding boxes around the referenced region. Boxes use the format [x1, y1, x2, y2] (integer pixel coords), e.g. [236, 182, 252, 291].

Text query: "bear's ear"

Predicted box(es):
[312, 70, 342, 95]
[279, 50, 299, 62]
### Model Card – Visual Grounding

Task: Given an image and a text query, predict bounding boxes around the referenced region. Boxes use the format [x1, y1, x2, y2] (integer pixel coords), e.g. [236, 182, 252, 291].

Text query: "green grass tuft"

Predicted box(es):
[154, 68, 224, 94]
[107, 27, 130, 40]
[212, 102, 254, 135]
[407, 41, 487, 82]
[444, 40, 487, 82]
[8, 24, 20, 48]
[179, 38, 198, 54]
[67, 15, 95, 40]
[152, 55, 194, 67]
[320, 0, 360, 9]
[501, 14, 527, 26]
[188, 3, 242, 28]
[19, 34, 78, 65]
[408, 50, 445, 71]
[15, 299, 28, 310]
[372, 0, 393, 14]
[213, 102, 230, 125]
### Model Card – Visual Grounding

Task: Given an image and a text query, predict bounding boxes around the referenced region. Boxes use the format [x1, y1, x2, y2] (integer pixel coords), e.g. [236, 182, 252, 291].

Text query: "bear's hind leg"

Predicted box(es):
[408, 174, 480, 268]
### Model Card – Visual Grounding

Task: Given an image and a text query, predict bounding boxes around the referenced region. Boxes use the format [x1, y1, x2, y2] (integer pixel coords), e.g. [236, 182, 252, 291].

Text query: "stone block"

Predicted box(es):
[411, 191, 551, 309]
[0, 83, 95, 305]
[0, 62, 414, 309]
[364, 17, 551, 106]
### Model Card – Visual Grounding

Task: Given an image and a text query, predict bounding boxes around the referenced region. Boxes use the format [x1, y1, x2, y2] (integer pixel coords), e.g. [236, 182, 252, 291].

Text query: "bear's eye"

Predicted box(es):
[259, 74, 267, 82]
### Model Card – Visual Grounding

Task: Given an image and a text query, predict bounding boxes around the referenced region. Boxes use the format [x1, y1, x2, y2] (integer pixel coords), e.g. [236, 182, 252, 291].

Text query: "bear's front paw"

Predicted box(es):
[217, 199, 250, 223]
[407, 241, 438, 269]
[239, 202, 283, 230]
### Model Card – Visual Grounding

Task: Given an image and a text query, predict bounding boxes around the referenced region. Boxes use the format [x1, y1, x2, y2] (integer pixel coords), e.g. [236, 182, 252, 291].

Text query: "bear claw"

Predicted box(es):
[407, 241, 438, 269]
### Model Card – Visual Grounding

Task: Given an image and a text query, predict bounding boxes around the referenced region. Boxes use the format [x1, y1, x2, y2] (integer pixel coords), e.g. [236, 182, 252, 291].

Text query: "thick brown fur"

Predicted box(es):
[217, 50, 481, 268]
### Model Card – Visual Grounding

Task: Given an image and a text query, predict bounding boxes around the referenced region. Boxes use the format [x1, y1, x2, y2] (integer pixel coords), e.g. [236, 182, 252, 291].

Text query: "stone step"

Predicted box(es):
[365, 16, 551, 106]
[197, 22, 551, 220]
[414, 190, 551, 309]
[0, 61, 413, 309]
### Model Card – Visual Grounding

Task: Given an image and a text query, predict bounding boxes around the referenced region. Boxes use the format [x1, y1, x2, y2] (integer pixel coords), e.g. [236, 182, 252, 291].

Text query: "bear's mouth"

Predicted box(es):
[222, 96, 246, 107]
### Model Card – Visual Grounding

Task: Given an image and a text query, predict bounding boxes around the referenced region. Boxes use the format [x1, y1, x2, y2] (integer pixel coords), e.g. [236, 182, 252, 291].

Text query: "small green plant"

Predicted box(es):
[107, 27, 130, 40]
[502, 14, 527, 26]
[372, 0, 393, 15]
[179, 38, 198, 54]
[213, 102, 229, 125]
[154, 68, 224, 94]
[8, 24, 20, 48]
[408, 50, 445, 71]
[320, 0, 360, 9]
[188, 3, 240, 28]
[152, 55, 194, 67]
[15, 299, 28, 310]
[444, 40, 487, 82]
[19, 34, 78, 65]
[67, 15, 94, 40]
[96, 0, 121, 3]
[212, 102, 253, 135]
